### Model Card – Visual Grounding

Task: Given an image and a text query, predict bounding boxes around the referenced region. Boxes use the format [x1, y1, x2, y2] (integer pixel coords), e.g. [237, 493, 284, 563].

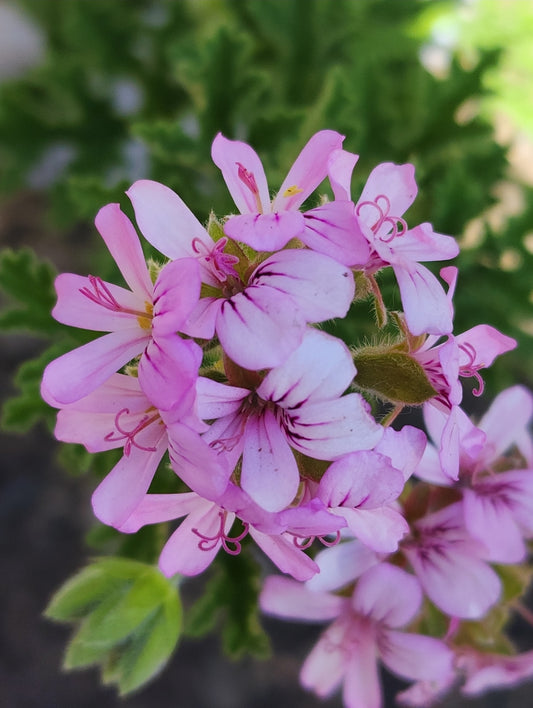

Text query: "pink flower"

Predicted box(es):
[328, 152, 460, 335]
[315, 426, 426, 552]
[52, 373, 229, 527]
[417, 386, 533, 563]
[196, 329, 383, 512]
[41, 203, 202, 408]
[457, 647, 533, 696]
[260, 563, 452, 708]
[127, 179, 356, 370]
[408, 266, 517, 479]
[211, 131, 370, 265]
[402, 502, 501, 619]
[117, 483, 344, 581]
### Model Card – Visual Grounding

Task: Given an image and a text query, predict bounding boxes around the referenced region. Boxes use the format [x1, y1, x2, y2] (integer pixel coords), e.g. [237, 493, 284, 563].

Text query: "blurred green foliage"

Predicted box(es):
[1, 0, 533, 691]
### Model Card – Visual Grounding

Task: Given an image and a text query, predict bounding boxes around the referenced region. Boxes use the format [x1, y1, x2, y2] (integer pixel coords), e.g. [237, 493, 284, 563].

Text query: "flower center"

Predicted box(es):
[192, 237, 240, 283]
[236, 162, 263, 213]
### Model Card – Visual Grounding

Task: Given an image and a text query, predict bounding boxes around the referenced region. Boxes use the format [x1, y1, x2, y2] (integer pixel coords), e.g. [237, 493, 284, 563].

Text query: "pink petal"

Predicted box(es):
[152, 258, 201, 336]
[340, 506, 409, 553]
[342, 638, 382, 708]
[223, 211, 304, 251]
[158, 503, 232, 577]
[306, 539, 379, 592]
[41, 329, 148, 405]
[302, 201, 370, 267]
[252, 248, 355, 321]
[94, 203, 153, 298]
[375, 425, 427, 482]
[249, 529, 319, 581]
[138, 336, 201, 412]
[118, 492, 204, 533]
[390, 222, 459, 262]
[215, 285, 305, 370]
[327, 148, 358, 201]
[182, 296, 220, 339]
[259, 575, 345, 621]
[300, 619, 350, 698]
[52, 273, 147, 331]
[196, 377, 249, 419]
[211, 133, 270, 214]
[478, 385, 533, 465]
[379, 629, 453, 682]
[405, 540, 501, 619]
[91, 438, 167, 527]
[258, 329, 355, 406]
[272, 130, 345, 212]
[456, 324, 517, 370]
[352, 563, 422, 628]
[463, 487, 526, 563]
[319, 451, 405, 509]
[393, 263, 453, 336]
[287, 394, 383, 460]
[127, 179, 213, 259]
[241, 410, 299, 512]
[167, 422, 231, 501]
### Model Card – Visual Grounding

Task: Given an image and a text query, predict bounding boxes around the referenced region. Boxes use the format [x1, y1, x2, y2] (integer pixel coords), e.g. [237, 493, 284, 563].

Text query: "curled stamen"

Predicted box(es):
[356, 194, 406, 242]
[104, 407, 158, 455]
[192, 511, 249, 555]
[293, 535, 314, 550]
[458, 342, 485, 397]
[319, 531, 341, 548]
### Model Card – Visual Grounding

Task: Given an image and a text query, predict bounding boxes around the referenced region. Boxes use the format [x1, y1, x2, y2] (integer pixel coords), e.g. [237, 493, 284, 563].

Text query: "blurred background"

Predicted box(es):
[1, 1, 533, 706]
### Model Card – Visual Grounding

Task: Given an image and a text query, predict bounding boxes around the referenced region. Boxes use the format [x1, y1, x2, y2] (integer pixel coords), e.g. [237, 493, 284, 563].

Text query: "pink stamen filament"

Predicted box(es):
[236, 162, 263, 213]
[105, 408, 159, 455]
[192, 511, 249, 555]
[79, 275, 151, 321]
[458, 342, 485, 397]
[356, 194, 407, 242]
[292, 531, 341, 550]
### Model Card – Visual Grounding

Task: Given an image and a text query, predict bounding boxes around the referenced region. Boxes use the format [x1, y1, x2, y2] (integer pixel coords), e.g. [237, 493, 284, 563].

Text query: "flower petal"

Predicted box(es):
[260, 575, 345, 621]
[306, 539, 379, 592]
[302, 201, 370, 267]
[241, 410, 299, 512]
[152, 258, 201, 336]
[211, 132, 270, 214]
[91, 438, 167, 528]
[252, 248, 355, 322]
[41, 329, 148, 405]
[216, 285, 305, 370]
[258, 329, 355, 406]
[52, 273, 147, 331]
[393, 263, 453, 336]
[273, 130, 345, 212]
[379, 630, 453, 682]
[223, 211, 304, 251]
[249, 529, 319, 581]
[352, 563, 422, 628]
[327, 148, 358, 201]
[94, 203, 153, 298]
[127, 179, 213, 259]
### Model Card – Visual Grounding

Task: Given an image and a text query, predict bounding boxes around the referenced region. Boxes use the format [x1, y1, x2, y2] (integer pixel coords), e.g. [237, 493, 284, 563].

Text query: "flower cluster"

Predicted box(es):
[42, 130, 533, 707]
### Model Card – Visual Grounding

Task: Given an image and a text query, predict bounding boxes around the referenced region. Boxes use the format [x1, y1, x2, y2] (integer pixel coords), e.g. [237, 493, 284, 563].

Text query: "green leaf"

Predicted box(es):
[0, 248, 58, 335]
[1, 347, 62, 432]
[46, 557, 181, 693]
